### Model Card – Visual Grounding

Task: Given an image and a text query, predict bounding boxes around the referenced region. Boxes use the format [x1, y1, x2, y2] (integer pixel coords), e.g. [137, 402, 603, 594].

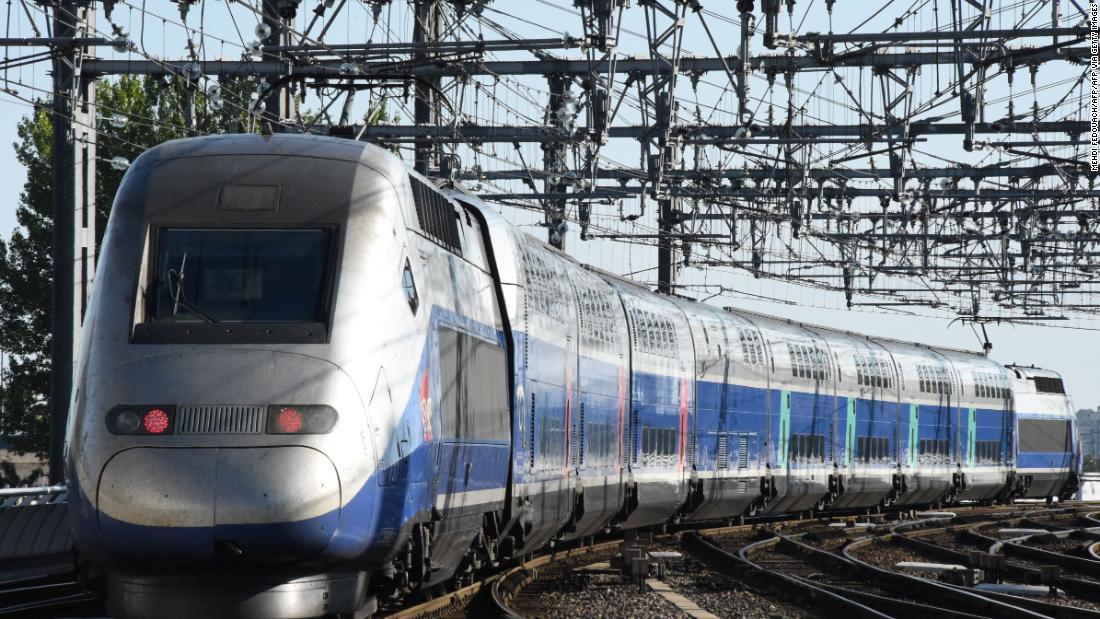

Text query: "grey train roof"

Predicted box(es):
[136, 133, 1009, 367]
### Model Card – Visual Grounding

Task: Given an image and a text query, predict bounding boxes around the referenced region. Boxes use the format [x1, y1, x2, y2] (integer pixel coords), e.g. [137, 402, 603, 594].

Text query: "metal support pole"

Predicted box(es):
[544, 74, 569, 249]
[49, 0, 95, 484]
[657, 197, 675, 294]
[737, 2, 753, 126]
[261, 0, 298, 127]
[413, 0, 440, 175]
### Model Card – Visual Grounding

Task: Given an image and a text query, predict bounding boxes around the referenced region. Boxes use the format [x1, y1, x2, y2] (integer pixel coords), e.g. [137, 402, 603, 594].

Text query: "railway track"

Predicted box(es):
[0, 502, 1095, 618]
[0, 569, 100, 618]
[844, 508, 1100, 617]
[388, 502, 1096, 618]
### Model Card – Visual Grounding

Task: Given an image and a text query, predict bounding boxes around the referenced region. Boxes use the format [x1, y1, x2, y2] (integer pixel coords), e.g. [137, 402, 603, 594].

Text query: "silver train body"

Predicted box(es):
[66, 135, 1080, 618]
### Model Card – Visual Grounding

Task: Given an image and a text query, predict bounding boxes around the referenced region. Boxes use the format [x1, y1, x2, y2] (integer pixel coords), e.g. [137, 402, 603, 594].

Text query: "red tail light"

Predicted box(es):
[275, 407, 304, 433]
[107, 406, 175, 435]
[266, 405, 337, 434]
[143, 409, 170, 434]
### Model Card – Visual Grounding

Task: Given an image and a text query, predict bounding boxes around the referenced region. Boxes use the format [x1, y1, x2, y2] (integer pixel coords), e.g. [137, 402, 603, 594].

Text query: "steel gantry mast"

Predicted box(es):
[48, 0, 96, 483]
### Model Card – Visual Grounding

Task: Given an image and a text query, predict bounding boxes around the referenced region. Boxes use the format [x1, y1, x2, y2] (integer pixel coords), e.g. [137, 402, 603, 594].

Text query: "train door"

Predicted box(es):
[435, 325, 462, 514]
[680, 365, 692, 488]
[828, 347, 841, 471]
[887, 353, 902, 469]
[845, 395, 857, 473]
[906, 403, 918, 470]
[777, 389, 791, 474]
[434, 326, 511, 511]
[686, 313, 721, 477]
[950, 362, 964, 468]
[1003, 371, 1015, 469]
[860, 356, 881, 471]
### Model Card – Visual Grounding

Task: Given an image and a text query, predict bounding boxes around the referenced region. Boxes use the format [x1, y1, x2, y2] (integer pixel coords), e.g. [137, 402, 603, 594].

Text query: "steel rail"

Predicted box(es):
[843, 533, 1082, 619]
[688, 530, 892, 619]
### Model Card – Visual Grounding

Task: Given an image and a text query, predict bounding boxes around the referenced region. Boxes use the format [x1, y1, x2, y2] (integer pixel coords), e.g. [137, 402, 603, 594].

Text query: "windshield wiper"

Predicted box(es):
[165, 252, 218, 323]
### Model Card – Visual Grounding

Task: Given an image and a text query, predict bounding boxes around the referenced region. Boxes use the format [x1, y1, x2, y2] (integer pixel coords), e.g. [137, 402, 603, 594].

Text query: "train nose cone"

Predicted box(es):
[97, 447, 340, 565]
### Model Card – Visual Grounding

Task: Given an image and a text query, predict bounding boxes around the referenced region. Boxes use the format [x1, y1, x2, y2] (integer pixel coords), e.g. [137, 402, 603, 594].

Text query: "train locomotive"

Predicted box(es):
[66, 134, 1081, 618]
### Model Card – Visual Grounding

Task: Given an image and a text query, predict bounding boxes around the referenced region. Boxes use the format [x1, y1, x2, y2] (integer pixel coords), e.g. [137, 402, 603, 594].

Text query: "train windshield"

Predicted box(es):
[148, 228, 332, 324]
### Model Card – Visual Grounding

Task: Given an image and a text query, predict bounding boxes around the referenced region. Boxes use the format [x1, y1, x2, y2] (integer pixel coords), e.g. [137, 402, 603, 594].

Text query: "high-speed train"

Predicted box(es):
[67, 134, 1080, 618]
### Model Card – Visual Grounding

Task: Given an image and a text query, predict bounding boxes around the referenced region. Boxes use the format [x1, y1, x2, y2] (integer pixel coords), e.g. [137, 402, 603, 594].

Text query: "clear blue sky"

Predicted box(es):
[0, 1, 1095, 408]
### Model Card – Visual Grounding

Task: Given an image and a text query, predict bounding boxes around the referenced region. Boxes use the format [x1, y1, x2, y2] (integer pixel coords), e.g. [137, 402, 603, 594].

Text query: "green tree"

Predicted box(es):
[0, 75, 252, 485]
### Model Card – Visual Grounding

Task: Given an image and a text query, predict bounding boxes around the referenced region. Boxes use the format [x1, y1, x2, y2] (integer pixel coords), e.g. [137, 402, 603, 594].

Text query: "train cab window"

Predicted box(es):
[136, 228, 334, 343]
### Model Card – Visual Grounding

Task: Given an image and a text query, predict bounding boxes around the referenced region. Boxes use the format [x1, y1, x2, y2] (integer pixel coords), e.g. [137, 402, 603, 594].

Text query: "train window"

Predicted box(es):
[587, 421, 597, 464]
[1032, 376, 1065, 394]
[402, 259, 419, 314]
[437, 327, 509, 443]
[600, 423, 610, 465]
[1018, 419, 1071, 453]
[522, 247, 569, 323]
[853, 354, 888, 387]
[608, 424, 614, 464]
[586, 417, 615, 467]
[579, 287, 621, 351]
[142, 228, 333, 337]
[917, 363, 951, 395]
[974, 440, 1002, 464]
[738, 328, 765, 365]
